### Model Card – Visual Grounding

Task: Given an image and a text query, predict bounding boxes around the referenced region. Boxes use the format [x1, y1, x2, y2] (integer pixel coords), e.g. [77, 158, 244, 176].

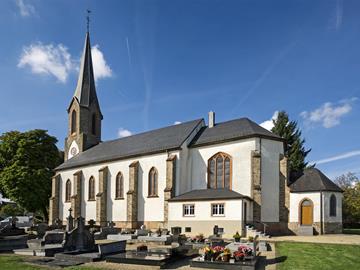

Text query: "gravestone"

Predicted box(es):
[0, 217, 25, 237]
[94, 221, 120, 240]
[63, 217, 95, 252]
[66, 208, 74, 232]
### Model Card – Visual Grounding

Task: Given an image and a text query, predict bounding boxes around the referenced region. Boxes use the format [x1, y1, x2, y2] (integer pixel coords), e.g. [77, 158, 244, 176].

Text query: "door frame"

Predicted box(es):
[299, 198, 313, 226]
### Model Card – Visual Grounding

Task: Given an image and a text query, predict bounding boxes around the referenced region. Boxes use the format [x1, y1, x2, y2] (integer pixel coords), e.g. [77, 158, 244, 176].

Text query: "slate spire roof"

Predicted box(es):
[68, 31, 102, 116]
[290, 168, 343, 192]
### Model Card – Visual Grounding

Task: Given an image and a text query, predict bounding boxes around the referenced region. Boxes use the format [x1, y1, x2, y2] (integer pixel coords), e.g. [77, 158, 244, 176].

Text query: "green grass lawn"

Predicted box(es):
[276, 242, 360, 270]
[343, 228, 360, 235]
[0, 255, 100, 270]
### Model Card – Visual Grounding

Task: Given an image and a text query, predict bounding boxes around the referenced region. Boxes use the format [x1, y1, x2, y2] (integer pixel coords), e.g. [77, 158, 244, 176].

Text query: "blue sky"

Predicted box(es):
[0, 0, 359, 179]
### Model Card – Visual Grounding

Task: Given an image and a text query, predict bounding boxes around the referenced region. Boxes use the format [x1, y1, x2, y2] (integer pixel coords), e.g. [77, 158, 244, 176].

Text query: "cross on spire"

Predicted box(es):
[86, 9, 91, 32]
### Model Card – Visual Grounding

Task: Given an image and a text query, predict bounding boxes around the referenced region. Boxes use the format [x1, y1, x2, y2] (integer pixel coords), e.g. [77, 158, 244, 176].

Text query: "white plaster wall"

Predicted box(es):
[58, 151, 180, 222]
[178, 120, 205, 195]
[289, 192, 321, 223]
[323, 192, 342, 223]
[168, 199, 243, 221]
[260, 139, 284, 222]
[189, 139, 256, 196]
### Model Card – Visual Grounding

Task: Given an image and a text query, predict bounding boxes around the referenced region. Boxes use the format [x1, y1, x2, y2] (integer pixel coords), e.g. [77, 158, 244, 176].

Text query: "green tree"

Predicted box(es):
[335, 172, 360, 224]
[0, 130, 62, 221]
[0, 204, 25, 218]
[271, 111, 311, 176]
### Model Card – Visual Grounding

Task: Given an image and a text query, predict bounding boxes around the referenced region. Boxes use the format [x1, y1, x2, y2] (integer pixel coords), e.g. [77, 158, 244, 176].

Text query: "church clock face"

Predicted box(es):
[68, 141, 80, 159]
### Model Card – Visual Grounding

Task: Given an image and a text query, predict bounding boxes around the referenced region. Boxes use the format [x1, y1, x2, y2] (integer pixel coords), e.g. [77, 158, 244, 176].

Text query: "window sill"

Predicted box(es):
[115, 197, 124, 200]
[88, 199, 96, 202]
[147, 195, 159, 198]
[183, 215, 195, 217]
[211, 215, 225, 217]
[65, 200, 71, 203]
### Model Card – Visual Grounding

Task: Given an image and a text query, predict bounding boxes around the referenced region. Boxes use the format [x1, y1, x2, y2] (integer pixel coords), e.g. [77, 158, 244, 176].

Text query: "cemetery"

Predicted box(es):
[0, 208, 268, 269]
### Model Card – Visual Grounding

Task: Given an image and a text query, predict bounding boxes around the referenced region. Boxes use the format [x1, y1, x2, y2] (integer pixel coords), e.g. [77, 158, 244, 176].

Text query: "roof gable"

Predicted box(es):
[290, 168, 343, 192]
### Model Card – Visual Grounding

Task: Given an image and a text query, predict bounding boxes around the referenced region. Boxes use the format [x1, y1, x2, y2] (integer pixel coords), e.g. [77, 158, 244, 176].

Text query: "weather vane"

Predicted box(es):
[86, 9, 91, 32]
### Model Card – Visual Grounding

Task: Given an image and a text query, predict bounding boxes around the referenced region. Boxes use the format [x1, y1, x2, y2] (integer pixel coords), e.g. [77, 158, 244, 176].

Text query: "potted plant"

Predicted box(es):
[221, 248, 231, 262]
[233, 250, 245, 262]
[196, 233, 205, 243]
[238, 246, 253, 258]
[247, 236, 254, 242]
[212, 246, 224, 261]
[203, 246, 213, 261]
[233, 231, 241, 242]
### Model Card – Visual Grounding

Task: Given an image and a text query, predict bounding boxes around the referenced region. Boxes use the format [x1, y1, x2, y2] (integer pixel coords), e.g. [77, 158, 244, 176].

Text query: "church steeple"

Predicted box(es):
[64, 29, 103, 161]
[71, 32, 102, 114]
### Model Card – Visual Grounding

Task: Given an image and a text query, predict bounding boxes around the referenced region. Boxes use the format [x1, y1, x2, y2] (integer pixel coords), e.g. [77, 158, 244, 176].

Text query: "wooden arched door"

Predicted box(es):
[300, 199, 313, 225]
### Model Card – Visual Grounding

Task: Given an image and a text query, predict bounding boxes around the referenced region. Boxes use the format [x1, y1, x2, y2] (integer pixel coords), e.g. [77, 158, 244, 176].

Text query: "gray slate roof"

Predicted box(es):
[190, 118, 283, 147]
[56, 119, 203, 171]
[290, 168, 343, 193]
[168, 188, 251, 202]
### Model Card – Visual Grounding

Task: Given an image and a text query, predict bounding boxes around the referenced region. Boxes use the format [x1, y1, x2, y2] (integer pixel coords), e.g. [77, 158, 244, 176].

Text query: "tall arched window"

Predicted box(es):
[115, 172, 124, 199]
[88, 177, 95, 201]
[148, 167, 158, 197]
[71, 110, 77, 134]
[65, 179, 71, 202]
[91, 113, 96, 135]
[330, 194, 337, 217]
[208, 152, 232, 189]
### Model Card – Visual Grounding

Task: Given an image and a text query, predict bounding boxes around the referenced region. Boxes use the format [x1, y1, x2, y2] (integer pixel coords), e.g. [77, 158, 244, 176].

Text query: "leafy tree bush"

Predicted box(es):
[335, 172, 360, 226]
[0, 130, 62, 221]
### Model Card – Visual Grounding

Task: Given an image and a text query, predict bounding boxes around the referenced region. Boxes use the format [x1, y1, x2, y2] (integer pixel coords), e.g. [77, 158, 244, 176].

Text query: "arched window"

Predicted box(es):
[91, 113, 96, 135]
[88, 177, 95, 201]
[208, 152, 232, 189]
[115, 172, 124, 199]
[330, 194, 337, 217]
[65, 179, 71, 202]
[71, 110, 77, 134]
[148, 167, 158, 197]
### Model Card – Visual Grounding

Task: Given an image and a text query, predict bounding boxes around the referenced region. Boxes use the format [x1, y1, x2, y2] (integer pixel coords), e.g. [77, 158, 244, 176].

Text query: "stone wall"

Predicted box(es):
[126, 161, 139, 229]
[49, 174, 61, 225]
[164, 155, 176, 228]
[96, 166, 108, 226]
[279, 154, 289, 223]
[251, 150, 261, 223]
[71, 171, 82, 218]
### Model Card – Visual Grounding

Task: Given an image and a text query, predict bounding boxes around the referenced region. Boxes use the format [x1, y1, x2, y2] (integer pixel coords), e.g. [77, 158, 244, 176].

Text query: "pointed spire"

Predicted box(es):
[72, 32, 101, 115]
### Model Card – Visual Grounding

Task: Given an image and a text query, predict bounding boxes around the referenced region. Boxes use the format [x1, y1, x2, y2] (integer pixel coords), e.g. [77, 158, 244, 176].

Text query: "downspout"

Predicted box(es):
[320, 191, 324, 235]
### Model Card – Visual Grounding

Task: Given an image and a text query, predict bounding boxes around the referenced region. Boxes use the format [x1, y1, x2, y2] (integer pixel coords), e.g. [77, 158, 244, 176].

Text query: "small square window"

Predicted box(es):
[185, 227, 191, 232]
[183, 204, 195, 217]
[211, 203, 225, 216]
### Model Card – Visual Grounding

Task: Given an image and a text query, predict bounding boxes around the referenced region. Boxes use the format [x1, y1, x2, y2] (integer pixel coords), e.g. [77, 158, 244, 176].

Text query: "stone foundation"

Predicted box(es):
[288, 222, 343, 235]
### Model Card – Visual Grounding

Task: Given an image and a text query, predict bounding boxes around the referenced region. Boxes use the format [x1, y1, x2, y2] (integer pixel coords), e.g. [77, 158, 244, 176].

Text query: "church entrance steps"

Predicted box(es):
[245, 225, 270, 239]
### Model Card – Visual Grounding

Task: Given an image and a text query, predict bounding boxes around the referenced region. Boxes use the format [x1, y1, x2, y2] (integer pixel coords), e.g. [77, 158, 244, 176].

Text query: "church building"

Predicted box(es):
[49, 31, 343, 237]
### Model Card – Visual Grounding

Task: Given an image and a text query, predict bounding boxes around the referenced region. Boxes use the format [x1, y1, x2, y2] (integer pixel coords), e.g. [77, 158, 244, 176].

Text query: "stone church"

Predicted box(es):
[49, 31, 343, 237]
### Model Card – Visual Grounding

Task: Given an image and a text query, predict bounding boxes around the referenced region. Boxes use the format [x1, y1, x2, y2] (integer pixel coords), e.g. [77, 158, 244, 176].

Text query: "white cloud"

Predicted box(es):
[260, 111, 279, 131]
[118, 128, 132, 138]
[18, 43, 74, 83]
[311, 150, 360, 165]
[16, 0, 35, 17]
[18, 42, 112, 83]
[91, 45, 112, 81]
[174, 121, 182, 125]
[300, 98, 356, 128]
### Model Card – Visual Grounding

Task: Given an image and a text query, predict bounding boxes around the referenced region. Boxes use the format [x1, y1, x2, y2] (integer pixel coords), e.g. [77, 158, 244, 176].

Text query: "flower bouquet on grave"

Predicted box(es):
[238, 245, 253, 258]
[202, 246, 213, 261]
[220, 248, 232, 262]
[212, 245, 225, 261]
[233, 250, 245, 262]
